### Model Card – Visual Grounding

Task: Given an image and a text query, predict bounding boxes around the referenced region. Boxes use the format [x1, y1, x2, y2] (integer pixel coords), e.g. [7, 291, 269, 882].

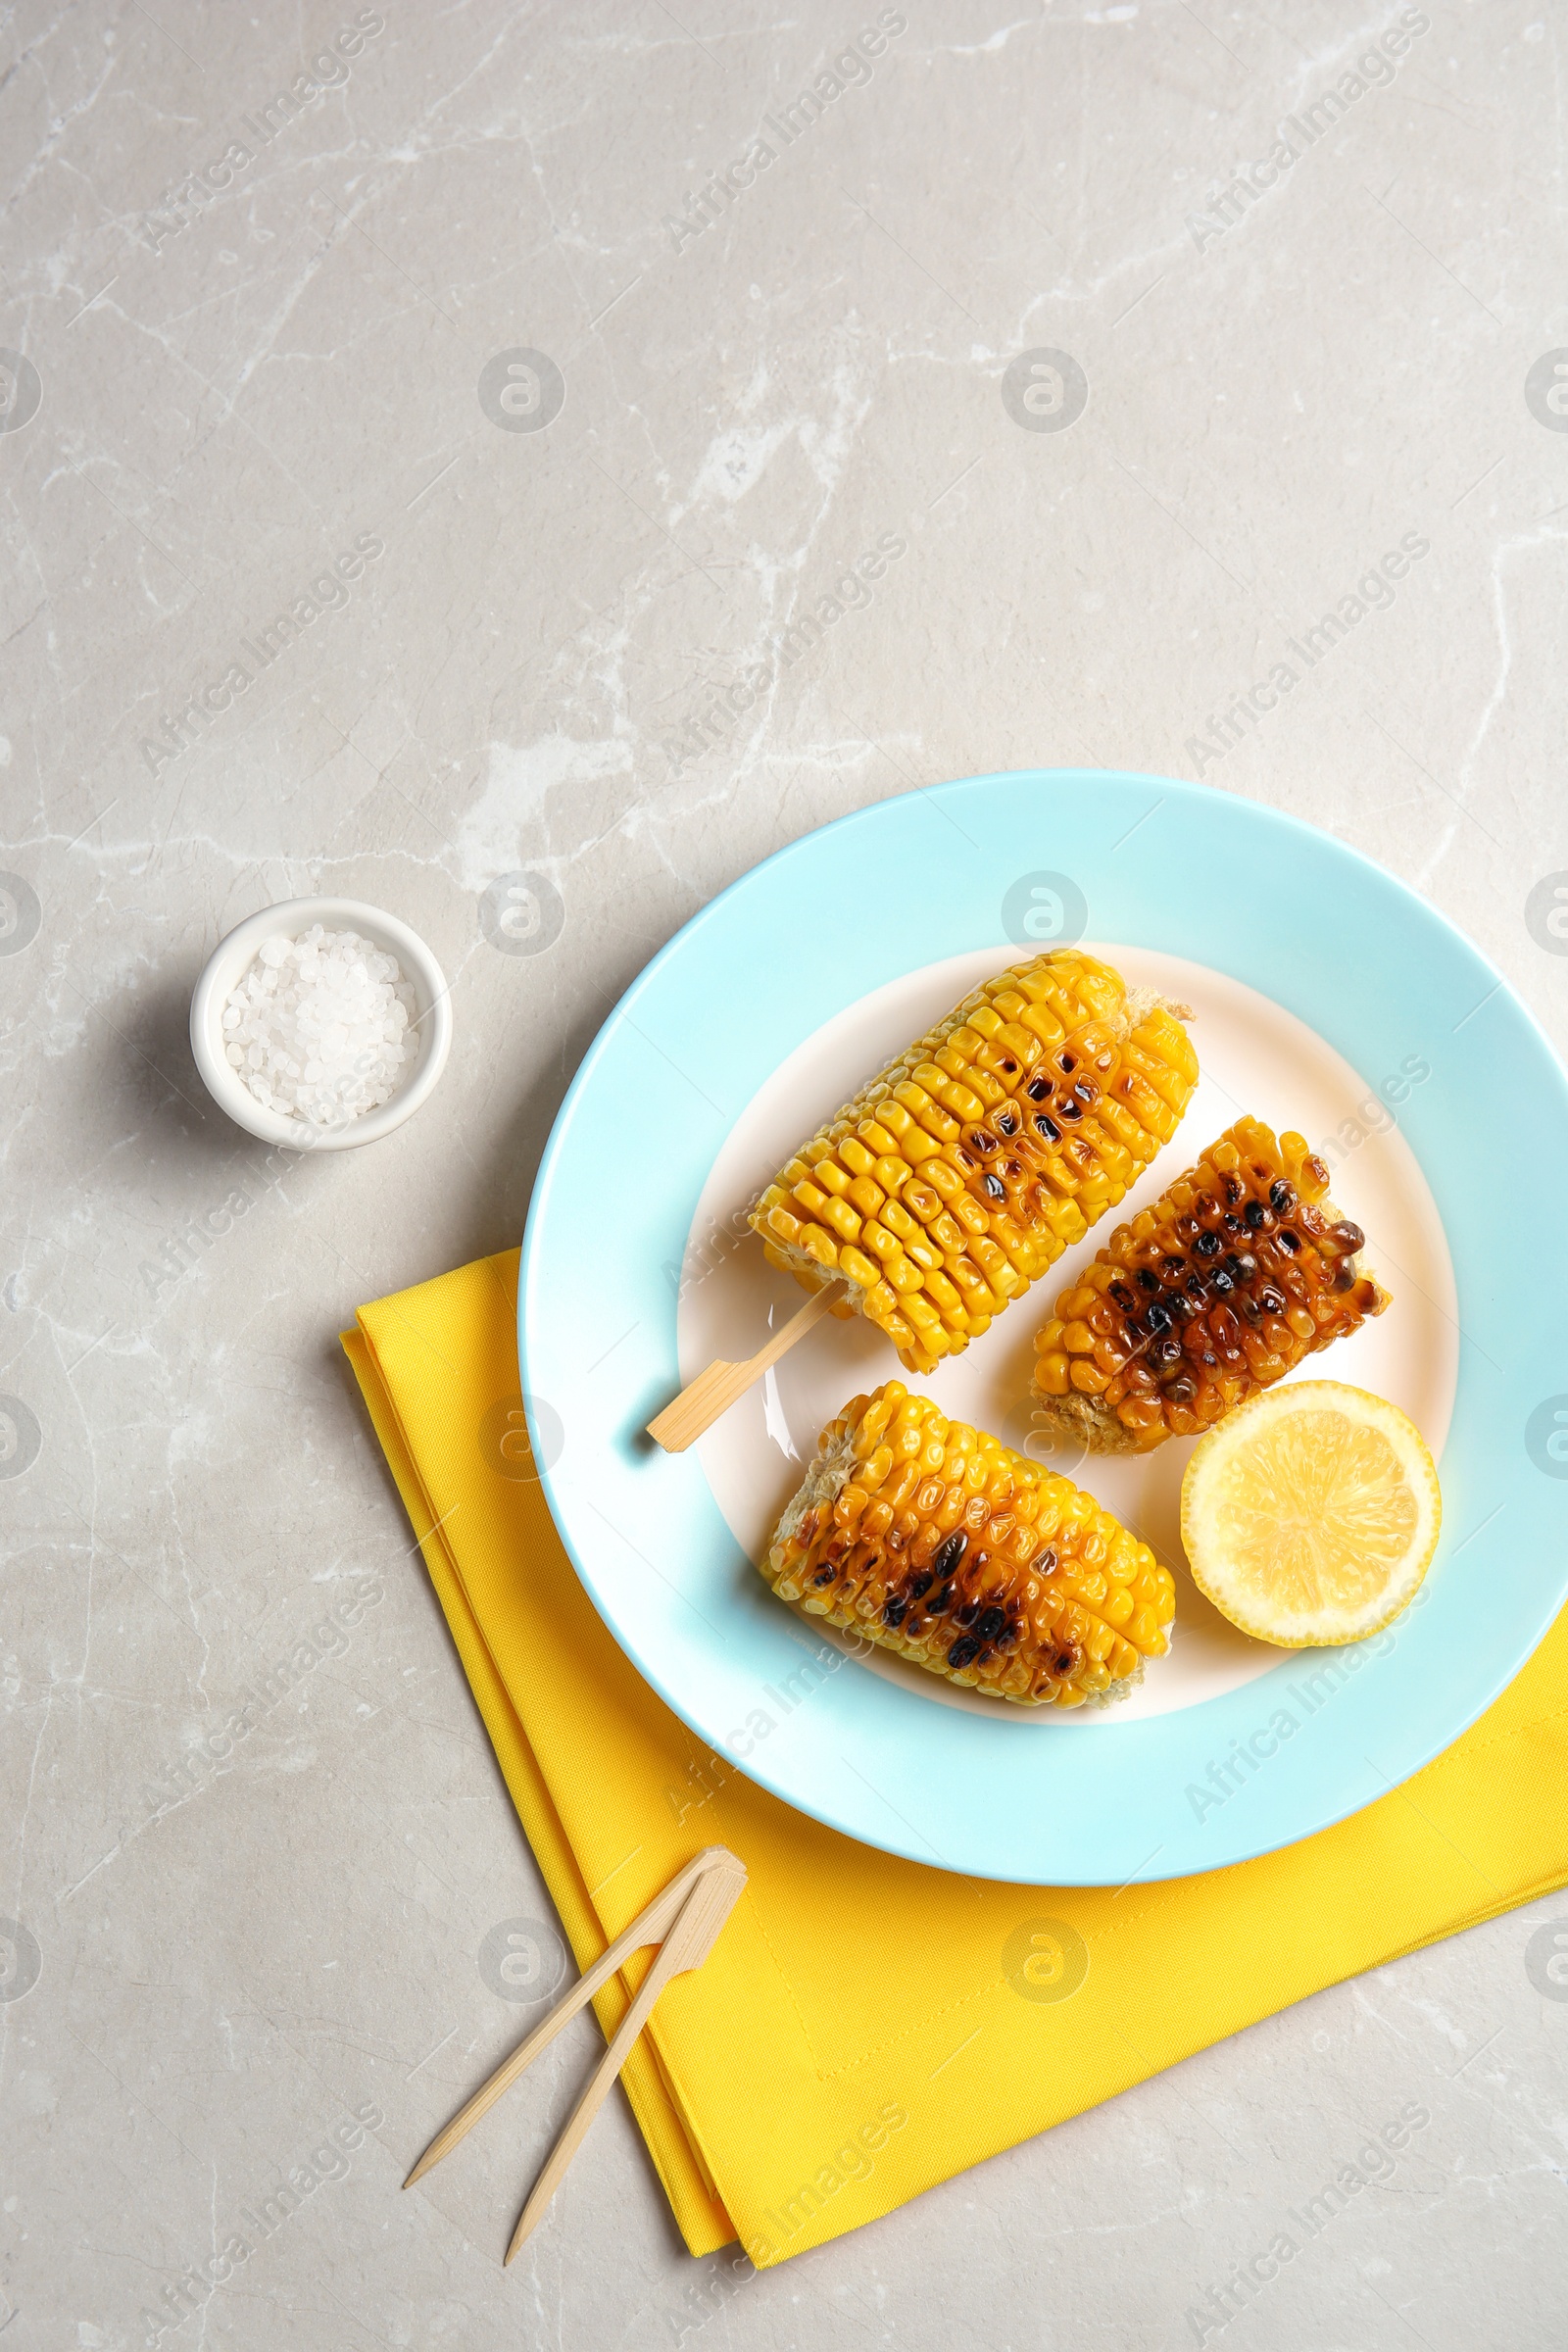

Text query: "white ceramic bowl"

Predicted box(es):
[189, 897, 453, 1151]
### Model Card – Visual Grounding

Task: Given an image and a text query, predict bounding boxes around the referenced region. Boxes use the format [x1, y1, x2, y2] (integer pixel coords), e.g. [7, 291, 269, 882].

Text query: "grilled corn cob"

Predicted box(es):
[750, 949, 1198, 1375]
[762, 1381, 1175, 1707]
[1033, 1117, 1391, 1453]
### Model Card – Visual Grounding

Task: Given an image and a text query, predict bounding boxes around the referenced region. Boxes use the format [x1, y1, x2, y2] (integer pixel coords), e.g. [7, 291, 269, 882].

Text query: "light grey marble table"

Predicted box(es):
[4, 3, 1567, 2345]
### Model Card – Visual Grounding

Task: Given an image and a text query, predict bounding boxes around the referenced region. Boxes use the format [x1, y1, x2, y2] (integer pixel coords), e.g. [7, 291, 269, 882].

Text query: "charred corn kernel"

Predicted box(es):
[763, 1381, 1174, 1707]
[748, 953, 1198, 1377]
[1032, 1115, 1392, 1453]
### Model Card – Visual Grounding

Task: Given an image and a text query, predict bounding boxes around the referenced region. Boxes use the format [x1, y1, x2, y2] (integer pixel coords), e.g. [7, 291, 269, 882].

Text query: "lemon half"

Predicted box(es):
[1180, 1381, 1442, 1648]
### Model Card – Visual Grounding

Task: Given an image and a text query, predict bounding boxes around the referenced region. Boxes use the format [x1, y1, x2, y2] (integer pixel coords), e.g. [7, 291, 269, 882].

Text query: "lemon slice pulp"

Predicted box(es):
[1180, 1381, 1442, 1647]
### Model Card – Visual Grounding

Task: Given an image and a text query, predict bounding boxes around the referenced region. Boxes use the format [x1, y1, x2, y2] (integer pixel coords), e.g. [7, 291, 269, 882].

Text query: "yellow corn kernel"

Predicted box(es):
[947, 1192, 990, 1238]
[901, 1180, 942, 1226]
[819, 1196, 860, 1244]
[968, 1238, 1017, 1293]
[852, 1123, 892, 1158]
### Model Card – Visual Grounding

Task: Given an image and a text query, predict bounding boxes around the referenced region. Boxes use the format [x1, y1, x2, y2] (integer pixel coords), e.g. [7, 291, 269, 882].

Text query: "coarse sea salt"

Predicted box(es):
[222, 924, 417, 1128]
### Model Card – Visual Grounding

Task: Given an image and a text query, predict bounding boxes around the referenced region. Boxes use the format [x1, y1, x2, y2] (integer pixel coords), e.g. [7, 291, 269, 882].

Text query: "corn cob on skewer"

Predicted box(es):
[1033, 1117, 1391, 1454]
[763, 1381, 1176, 1707]
[750, 950, 1198, 1377]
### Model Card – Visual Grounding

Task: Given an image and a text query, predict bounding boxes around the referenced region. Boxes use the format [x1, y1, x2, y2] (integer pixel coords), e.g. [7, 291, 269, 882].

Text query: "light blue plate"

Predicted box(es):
[520, 772, 1568, 1884]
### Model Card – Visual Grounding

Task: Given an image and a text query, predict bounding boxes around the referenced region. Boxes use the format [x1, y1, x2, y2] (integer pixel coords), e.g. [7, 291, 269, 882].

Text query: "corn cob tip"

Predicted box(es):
[1125, 984, 1195, 1028]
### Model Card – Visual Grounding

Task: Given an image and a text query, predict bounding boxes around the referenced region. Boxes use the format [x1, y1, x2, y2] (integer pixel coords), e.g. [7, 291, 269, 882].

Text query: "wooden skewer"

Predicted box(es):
[505, 1851, 746, 2261]
[403, 1846, 748, 2263]
[646, 1279, 848, 1452]
[403, 1846, 741, 2191]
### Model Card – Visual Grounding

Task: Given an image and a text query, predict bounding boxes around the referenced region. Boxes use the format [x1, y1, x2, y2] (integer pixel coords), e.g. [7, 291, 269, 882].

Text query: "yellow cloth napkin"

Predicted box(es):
[344, 1249, 1568, 2268]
